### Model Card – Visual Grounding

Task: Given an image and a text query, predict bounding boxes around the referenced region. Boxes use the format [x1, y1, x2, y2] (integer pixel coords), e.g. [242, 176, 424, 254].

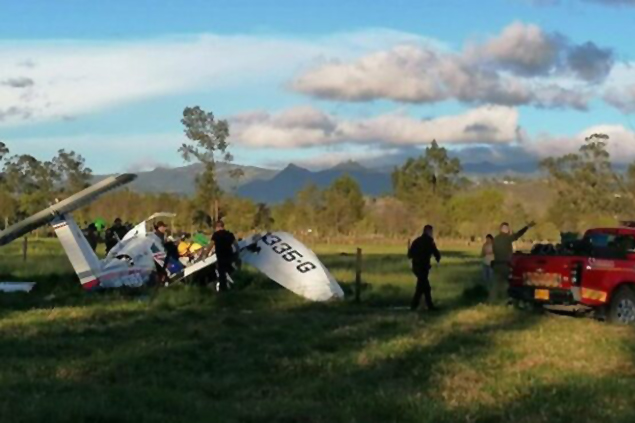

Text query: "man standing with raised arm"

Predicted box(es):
[490, 221, 535, 303]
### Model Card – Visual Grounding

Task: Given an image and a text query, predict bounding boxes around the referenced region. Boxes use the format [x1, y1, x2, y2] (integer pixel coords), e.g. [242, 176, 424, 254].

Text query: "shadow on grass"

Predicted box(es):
[0, 284, 633, 422]
[0, 293, 550, 423]
[321, 250, 477, 276]
[0, 248, 634, 422]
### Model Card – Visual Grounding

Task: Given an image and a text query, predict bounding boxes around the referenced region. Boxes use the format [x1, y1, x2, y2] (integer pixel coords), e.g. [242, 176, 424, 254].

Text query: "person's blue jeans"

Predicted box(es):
[482, 264, 493, 284]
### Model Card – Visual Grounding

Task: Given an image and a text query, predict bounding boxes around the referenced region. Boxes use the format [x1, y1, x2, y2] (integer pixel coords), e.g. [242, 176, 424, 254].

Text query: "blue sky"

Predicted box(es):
[1, 0, 634, 173]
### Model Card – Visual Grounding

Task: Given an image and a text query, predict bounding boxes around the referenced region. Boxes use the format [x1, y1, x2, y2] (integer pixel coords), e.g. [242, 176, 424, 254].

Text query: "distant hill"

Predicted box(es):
[94, 158, 545, 202]
[236, 161, 392, 203]
[462, 161, 539, 175]
[94, 162, 277, 195]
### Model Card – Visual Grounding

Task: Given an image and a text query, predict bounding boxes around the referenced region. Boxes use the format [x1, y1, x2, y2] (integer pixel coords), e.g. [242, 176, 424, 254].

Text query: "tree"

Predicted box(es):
[393, 140, 463, 201]
[222, 196, 257, 234]
[322, 175, 365, 235]
[253, 203, 274, 231]
[0, 142, 8, 163]
[0, 142, 12, 227]
[53, 149, 92, 193]
[227, 165, 245, 193]
[296, 183, 323, 234]
[446, 189, 505, 238]
[365, 197, 414, 237]
[192, 210, 212, 230]
[179, 106, 232, 222]
[541, 133, 623, 232]
[0, 189, 16, 229]
[2, 154, 59, 216]
[392, 140, 464, 229]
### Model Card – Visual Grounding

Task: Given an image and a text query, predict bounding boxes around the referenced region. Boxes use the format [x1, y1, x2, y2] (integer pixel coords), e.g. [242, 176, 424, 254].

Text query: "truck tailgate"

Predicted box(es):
[511, 255, 583, 289]
[509, 254, 586, 304]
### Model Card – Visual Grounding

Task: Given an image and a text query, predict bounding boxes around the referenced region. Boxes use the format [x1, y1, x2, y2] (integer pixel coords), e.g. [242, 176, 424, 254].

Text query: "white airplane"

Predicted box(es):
[0, 174, 344, 302]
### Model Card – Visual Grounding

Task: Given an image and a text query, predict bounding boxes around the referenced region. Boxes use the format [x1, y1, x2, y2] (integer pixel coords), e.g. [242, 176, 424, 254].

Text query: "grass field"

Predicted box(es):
[1, 239, 635, 423]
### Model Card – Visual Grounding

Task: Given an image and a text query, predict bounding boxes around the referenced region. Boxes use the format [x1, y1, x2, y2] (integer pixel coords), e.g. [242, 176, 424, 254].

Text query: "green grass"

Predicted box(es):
[1, 239, 635, 422]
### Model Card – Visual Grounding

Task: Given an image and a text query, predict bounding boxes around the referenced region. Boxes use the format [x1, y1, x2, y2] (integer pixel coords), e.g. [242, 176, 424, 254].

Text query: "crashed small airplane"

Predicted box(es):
[0, 174, 344, 302]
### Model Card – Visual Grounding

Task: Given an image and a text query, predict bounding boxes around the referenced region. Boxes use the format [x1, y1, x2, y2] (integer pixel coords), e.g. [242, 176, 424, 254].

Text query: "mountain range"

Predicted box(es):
[237, 161, 393, 203]
[95, 159, 541, 203]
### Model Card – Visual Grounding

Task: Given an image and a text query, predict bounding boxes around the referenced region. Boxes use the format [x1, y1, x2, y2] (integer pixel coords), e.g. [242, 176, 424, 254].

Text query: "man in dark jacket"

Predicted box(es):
[105, 218, 128, 253]
[211, 220, 239, 292]
[84, 223, 100, 252]
[408, 224, 441, 311]
[154, 220, 168, 244]
[490, 221, 535, 302]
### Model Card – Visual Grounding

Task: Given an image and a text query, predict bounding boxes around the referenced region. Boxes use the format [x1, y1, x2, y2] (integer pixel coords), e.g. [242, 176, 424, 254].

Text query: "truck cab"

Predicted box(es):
[509, 226, 635, 324]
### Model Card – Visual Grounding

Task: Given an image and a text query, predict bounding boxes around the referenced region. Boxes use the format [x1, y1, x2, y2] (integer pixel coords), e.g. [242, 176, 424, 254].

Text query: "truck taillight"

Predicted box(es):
[570, 261, 583, 285]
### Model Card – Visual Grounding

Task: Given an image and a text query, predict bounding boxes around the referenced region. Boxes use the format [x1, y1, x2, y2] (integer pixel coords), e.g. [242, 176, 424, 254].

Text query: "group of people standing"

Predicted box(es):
[82, 217, 240, 292]
[408, 221, 535, 311]
[83, 218, 131, 252]
[160, 220, 239, 292]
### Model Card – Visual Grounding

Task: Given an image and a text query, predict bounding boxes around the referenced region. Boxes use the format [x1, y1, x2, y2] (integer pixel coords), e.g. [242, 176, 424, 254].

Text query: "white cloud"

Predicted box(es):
[526, 124, 635, 162]
[604, 84, 635, 113]
[0, 29, 428, 127]
[469, 22, 560, 76]
[229, 104, 520, 148]
[6, 110, 635, 173]
[270, 148, 401, 170]
[292, 22, 614, 109]
[2, 132, 185, 173]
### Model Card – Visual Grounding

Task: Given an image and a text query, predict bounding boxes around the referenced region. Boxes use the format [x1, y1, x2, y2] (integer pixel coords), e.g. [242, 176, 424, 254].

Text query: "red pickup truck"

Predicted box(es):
[509, 226, 635, 324]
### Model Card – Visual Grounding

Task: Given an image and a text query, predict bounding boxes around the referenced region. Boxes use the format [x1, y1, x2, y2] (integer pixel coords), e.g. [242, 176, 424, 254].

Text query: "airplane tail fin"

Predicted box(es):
[52, 215, 102, 290]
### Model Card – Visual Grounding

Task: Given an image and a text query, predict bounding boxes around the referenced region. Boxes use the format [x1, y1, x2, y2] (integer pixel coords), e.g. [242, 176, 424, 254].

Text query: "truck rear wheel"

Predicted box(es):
[608, 286, 635, 325]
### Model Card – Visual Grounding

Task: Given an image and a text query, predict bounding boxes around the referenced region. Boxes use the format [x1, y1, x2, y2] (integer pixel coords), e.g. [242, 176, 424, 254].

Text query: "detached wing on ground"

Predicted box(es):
[240, 232, 344, 302]
[0, 282, 36, 293]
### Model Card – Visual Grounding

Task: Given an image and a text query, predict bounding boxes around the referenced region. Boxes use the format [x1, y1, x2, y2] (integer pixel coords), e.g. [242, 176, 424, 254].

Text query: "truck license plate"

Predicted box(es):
[534, 289, 550, 301]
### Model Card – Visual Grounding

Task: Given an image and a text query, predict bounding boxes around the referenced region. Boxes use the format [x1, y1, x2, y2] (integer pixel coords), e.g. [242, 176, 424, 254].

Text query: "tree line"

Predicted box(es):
[2, 108, 635, 242]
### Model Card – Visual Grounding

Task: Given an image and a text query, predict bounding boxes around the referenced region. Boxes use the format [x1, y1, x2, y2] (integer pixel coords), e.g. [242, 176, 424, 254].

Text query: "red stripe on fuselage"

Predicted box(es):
[82, 279, 99, 290]
[80, 268, 149, 290]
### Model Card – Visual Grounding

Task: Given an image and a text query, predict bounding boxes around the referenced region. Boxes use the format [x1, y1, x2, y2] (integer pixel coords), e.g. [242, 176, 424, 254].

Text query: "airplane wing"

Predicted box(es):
[240, 232, 344, 301]
[167, 232, 344, 301]
[122, 212, 176, 242]
[0, 282, 36, 293]
[0, 174, 137, 247]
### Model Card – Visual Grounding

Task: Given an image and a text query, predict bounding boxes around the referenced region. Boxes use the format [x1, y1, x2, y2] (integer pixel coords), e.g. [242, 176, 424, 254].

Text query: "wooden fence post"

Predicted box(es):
[22, 237, 28, 262]
[355, 248, 362, 304]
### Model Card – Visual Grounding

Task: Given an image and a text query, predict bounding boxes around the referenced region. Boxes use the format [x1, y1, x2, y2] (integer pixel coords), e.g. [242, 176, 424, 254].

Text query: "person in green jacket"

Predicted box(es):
[490, 221, 535, 303]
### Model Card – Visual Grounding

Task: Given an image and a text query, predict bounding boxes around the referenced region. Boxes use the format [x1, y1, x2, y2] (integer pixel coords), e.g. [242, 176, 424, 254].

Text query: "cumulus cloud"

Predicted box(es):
[2, 77, 34, 88]
[0, 29, 425, 127]
[471, 22, 561, 76]
[604, 84, 635, 113]
[230, 104, 635, 170]
[292, 22, 614, 109]
[229, 105, 520, 148]
[526, 125, 635, 162]
[292, 45, 589, 109]
[264, 124, 635, 172]
[566, 42, 614, 83]
[267, 148, 401, 170]
[2, 132, 187, 173]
